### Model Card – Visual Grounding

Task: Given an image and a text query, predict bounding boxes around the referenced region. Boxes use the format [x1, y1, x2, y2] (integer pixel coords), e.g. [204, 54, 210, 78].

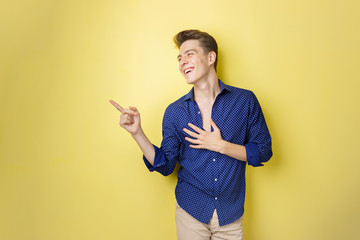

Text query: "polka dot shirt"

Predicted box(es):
[143, 79, 272, 226]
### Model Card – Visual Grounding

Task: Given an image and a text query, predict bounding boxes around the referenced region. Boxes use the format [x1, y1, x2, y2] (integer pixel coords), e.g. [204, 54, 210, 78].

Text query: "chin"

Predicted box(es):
[183, 74, 197, 84]
[185, 78, 197, 85]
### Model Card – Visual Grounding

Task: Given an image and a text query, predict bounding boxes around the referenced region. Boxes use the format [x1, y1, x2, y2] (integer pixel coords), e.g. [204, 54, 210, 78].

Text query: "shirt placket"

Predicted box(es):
[192, 99, 219, 203]
[211, 95, 221, 206]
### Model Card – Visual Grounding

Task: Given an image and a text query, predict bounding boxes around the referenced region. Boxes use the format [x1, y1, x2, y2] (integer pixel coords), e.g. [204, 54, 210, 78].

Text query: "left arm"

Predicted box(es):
[183, 120, 247, 162]
[183, 92, 272, 167]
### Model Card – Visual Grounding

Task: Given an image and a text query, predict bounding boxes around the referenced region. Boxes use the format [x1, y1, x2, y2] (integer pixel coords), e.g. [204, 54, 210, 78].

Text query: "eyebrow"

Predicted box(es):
[177, 49, 198, 60]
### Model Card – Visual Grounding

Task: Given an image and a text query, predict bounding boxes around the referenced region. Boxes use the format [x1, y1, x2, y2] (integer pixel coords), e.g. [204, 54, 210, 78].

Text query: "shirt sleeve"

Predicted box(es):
[245, 92, 272, 167]
[143, 144, 166, 171]
[143, 106, 181, 176]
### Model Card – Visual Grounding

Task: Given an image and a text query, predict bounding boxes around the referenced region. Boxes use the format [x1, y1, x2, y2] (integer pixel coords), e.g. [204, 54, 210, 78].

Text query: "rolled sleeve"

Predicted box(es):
[245, 92, 273, 167]
[143, 145, 166, 172]
[142, 105, 181, 176]
[245, 142, 264, 167]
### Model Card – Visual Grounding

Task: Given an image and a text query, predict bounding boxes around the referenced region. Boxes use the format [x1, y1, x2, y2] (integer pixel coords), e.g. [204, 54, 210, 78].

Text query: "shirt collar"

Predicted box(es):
[184, 79, 231, 102]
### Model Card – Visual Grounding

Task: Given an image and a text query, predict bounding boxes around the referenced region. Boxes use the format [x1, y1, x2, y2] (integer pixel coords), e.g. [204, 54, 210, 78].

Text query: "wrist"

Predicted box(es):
[217, 139, 227, 154]
[131, 127, 144, 139]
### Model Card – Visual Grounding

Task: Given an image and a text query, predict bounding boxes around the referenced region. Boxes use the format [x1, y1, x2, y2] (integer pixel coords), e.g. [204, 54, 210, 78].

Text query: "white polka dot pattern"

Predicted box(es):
[143, 79, 272, 226]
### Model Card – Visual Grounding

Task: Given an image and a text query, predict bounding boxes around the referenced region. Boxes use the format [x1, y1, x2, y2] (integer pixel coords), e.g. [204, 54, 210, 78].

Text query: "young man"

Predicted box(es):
[110, 30, 272, 240]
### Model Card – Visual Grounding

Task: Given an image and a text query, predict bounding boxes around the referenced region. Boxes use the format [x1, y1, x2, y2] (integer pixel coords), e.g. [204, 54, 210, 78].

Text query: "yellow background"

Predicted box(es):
[1, 0, 359, 239]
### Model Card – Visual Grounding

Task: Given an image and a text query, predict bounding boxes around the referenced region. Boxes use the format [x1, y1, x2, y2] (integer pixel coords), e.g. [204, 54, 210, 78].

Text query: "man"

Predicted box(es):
[110, 30, 272, 240]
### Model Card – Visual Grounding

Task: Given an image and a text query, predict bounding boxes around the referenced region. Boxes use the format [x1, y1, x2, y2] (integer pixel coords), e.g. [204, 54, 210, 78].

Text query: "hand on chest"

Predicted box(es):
[180, 99, 248, 144]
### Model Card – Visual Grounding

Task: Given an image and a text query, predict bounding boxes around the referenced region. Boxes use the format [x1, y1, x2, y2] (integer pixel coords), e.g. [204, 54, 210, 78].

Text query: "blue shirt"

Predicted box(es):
[143, 79, 272, 226]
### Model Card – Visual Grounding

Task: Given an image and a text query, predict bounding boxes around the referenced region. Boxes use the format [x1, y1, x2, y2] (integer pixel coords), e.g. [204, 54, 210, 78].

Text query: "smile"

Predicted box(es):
[184, 67, 194, 74]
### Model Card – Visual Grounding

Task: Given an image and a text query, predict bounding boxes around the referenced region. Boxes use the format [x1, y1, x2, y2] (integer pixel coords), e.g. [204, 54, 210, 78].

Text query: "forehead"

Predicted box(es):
[179, 39, 203, 54]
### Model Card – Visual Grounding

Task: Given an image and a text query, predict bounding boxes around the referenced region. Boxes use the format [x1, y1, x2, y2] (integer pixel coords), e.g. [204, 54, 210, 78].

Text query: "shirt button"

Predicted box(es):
[215, 178, 218, 182]
[213, 159, 216, 162]
[197, 111, 201, 114]
[215, 197, 218, 200]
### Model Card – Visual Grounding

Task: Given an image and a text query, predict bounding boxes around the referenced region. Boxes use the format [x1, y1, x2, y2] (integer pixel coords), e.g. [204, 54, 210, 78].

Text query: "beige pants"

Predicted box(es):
[175, 201, 243, 240]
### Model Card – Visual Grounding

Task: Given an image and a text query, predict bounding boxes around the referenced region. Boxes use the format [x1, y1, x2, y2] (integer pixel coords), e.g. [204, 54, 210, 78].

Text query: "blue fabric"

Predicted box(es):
[143, 79, 272, 226]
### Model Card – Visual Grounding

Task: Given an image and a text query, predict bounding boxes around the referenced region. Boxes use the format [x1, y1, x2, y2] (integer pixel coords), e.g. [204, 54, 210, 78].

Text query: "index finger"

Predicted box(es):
[187, 123, 204, 134]
[109, 100, 124, 112]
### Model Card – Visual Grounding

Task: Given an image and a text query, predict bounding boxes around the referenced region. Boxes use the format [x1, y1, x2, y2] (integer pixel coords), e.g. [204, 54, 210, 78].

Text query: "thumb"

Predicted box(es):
[129, 106, 139, 115]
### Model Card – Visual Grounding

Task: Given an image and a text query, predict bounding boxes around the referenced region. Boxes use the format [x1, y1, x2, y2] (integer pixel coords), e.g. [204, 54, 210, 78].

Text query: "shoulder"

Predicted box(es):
[163, 93, 189, 119]
[166, 94, 187, 111]
[225, 84, 256, 100]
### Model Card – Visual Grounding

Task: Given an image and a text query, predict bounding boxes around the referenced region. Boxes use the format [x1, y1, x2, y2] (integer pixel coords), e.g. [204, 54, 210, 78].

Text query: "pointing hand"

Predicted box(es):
[109, 100, 141, 135]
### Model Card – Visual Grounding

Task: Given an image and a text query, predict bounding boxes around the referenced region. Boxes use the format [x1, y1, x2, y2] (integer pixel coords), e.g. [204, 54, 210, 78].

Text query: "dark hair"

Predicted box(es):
[173, 29, 218, 71]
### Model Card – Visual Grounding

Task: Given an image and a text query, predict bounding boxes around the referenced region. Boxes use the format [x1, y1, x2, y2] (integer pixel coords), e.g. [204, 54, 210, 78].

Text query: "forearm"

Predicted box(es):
[217, 140, 247, 162]
[131, 128, 155, 166]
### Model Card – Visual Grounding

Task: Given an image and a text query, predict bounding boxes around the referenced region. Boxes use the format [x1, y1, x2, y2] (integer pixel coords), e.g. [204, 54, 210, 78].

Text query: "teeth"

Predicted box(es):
[185, 68, 192, 74]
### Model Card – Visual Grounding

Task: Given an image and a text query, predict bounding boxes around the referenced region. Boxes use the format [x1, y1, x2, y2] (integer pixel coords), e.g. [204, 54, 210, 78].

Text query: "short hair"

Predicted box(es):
[173, 29, 218, 71]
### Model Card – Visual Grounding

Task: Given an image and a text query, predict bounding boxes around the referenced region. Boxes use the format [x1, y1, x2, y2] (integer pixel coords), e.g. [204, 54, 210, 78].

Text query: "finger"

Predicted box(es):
[121, 114, 134, 123]
[122, 109, 137, 115]
[120, 118, 133, 126]
[187, 123, 204, 134]
[183, 128, 200, 138]
[129, 106, 138, 112]
[189, 144, 203, 149]
[185, 137, 201, 145]
[120, 113, 129, 120]
[129, 106, 140, 116]
[109, 100, 124, 112]
[210, 119, 219, 131]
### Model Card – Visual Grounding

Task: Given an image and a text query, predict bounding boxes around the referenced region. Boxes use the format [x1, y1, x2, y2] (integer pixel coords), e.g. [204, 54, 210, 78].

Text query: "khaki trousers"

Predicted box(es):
[175, 201, 243, 240]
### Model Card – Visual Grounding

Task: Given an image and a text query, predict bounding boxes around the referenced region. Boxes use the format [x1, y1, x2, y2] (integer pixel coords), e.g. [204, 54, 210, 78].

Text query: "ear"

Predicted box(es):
[208, 51, 216, 66]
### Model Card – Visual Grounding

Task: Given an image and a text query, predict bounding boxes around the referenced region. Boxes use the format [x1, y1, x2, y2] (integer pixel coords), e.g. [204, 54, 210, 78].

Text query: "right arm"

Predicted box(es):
[109, 100, 155, 166]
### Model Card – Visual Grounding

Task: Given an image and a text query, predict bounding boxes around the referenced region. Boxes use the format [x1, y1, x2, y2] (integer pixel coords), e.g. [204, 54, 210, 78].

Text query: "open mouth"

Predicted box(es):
[184, 67, 194, 75]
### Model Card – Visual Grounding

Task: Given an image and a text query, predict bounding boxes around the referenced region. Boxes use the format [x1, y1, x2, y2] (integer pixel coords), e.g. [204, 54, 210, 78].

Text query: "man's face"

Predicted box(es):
[177, 40, 212, 84]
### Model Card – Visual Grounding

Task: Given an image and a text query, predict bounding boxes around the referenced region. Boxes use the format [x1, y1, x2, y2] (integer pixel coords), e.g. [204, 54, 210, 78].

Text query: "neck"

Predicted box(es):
[193, 70, 220, 103]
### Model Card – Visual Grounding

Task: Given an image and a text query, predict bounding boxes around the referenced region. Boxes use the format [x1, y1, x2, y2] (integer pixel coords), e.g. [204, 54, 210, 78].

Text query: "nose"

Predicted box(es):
[179, 55, 188, 66]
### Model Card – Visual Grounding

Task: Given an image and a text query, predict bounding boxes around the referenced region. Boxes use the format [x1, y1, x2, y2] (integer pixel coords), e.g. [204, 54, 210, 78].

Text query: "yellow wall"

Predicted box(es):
[1, 0, 359, 239]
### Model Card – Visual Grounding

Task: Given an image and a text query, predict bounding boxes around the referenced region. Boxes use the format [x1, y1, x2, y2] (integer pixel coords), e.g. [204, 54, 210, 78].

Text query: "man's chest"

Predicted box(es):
[175, 99, 249, 143]
[196, 102, 213, 132]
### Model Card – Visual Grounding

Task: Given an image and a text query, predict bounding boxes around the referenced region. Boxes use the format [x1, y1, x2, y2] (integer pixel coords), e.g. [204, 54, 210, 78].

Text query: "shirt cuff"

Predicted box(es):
[245, 142, 264, 167]
[143, 145, 167, 172]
